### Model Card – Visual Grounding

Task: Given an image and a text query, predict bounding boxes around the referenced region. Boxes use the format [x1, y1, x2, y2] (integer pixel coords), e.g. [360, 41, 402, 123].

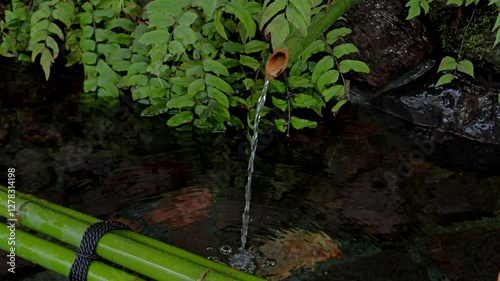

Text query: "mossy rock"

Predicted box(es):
[431, 2, 500, 71]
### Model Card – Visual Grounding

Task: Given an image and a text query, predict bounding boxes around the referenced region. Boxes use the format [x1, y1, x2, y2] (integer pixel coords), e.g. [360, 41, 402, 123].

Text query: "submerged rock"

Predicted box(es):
[256, 229, 341, 280]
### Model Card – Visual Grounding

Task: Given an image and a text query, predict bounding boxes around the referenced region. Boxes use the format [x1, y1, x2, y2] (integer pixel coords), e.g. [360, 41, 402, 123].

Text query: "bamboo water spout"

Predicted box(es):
[265, 49, 289, 80]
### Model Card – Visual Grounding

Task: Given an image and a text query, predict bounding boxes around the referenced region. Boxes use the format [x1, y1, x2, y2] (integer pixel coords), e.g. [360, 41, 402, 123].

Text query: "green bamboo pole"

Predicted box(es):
[282, 0, 361, 64]
[0, 186, 265, 281]
[0, 188, 261, 281]
[0, 222, 144, 281]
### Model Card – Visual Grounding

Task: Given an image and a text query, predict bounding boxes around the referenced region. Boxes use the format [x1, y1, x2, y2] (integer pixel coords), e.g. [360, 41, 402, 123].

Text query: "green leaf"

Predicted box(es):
[208, 86, 229, 107]
[289, 0, 312, 27]
[447, 0, 463, 6]
[274, 119, 287, 132]
[225, 2, 256, 40]
[169, 40, 185, 54]
[203, 59, 229, 76]
[80, 39, 96, 52]
[95, 28, 115, 42]
[148, 13, 176, 28]
[339, 60, 370, 73]
[322, 85, 345, 102]
[286, 5, 308, 36]
[167, 111, 193, 127]
[406, 2, 421, 20]
[106, 18, 135, 32]
[293, 93, 318, 108]
[493, 13, 500, 31]
[84, 76, 98, 92]
[437, 56, 457, 72]
[167, 95, 195, 108]
[265, 14, 289, 50]
[290, 116, 317, 129]
[179, 11, 198, 26]
[31, 43, 45, 62]
[244, 40, 269, 53]
[82, 52, 98, 64]
[128, 62, 148, 75]
[331, 99, 347, 115]
[31, 9, 51, 25]
[326, 27, 352, 44]
[94, 9, 117, 23]
[223, 42, 245, 53]
[214, 9, 228, 39]
[146, 0, 190, 17]
[290, 61, 307, 76]
[45, 36, 59, 57]
[317, 69, 339, 92]
[420, 0, 430, 14]
[174, 25, 197, 45]
[498, 93, 500, 104]
[261, 0, 286, 28]
[141, 103, 169, 116]
[435, 73, 455, 87]
[457, 60, 474, 78]
[288, 76, 315, 88]
[139, 30, 170, 45]
[205, 73, 233, 94]
[192, 0, 217, 20]
[272, 96, 288, 111]
[126, 74, 149, 86]
[96, 59, 119, 82]
[40, 48, 53, 80]
[299, 40, 325, 61]
[333, 43, 359, 58]
[239, 55, 260, 70]
[312, 56, 334, 83]
[494, 28, 500, 48]
[187, 78, 205, 97]
[109, 33, 132, 45]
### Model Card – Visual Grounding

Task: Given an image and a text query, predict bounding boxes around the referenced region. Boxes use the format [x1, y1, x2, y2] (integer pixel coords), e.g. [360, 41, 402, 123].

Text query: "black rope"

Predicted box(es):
[69, 221, 131, 281]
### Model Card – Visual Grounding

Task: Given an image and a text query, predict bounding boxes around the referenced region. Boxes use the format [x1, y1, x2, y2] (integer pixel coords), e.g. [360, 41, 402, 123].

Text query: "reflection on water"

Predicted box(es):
[1, 87, 500, 280]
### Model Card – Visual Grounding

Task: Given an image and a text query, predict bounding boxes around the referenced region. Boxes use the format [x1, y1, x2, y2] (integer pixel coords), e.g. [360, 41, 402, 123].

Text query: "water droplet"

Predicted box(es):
[261, 259, 276, 268]
[206, 246, 214, 251]
[219, 245, 233, 255]
[229, 250, 256, 273]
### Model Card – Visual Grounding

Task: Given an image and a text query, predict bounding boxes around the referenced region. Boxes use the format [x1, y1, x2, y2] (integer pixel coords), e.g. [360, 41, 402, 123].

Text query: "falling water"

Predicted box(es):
[228, 80, 271, 272]
[240, 79, 270, 251]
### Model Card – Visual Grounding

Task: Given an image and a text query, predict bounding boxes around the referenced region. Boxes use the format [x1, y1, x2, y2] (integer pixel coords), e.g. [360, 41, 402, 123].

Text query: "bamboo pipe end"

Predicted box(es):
[265, 49, 289, 80]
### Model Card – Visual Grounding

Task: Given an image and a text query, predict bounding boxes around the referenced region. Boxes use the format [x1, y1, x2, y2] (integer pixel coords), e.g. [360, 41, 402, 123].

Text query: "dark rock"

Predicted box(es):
[344, 0, 437, 89]
[14, 149, 54, 192]
[376, 76, 500, 146]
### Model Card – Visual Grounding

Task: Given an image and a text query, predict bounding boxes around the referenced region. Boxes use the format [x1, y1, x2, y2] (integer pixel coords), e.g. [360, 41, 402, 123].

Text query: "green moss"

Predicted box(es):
[433, 3, 497, 61]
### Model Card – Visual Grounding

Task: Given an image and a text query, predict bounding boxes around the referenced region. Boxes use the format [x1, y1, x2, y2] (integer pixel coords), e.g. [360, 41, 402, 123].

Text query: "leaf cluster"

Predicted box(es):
[1, 0, 369, 133]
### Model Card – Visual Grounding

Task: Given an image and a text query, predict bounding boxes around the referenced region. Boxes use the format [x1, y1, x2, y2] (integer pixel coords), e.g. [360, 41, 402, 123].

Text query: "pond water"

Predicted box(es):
[0, 63, 499, 281]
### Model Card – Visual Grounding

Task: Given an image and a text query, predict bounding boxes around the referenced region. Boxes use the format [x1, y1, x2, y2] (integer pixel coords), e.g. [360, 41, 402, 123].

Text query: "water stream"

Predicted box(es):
[229, 79, 271, 272]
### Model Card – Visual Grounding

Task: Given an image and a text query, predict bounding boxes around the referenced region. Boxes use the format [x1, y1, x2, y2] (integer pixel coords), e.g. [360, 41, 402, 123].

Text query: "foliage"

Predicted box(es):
[0, 0, 367, 133]
[406, 0, 500, 87]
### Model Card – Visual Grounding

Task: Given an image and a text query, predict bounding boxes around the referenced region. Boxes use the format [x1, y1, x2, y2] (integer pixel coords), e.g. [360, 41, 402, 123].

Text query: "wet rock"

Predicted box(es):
[344, 0, 437, 88]
[427, 228, 500, 281]
[14, 149, 54, 192]
[376, 76, 500, 145]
